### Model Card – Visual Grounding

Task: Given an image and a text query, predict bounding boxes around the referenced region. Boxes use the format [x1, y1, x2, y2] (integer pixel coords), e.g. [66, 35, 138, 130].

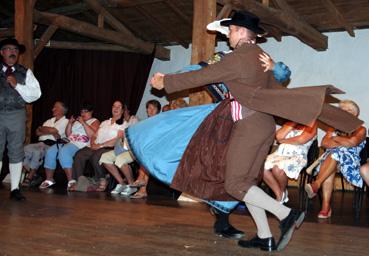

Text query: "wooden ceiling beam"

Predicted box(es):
[1, 2, 89, 27]
[261, 0, 270, 7]
[217, 0, 328, 51]
[85, 0, 136, 36]
[261, 24, 282, 41]
[98, 13, 104, 28]
[0, 28, 14, 38]
[33, 10, 170, 60]
[85, 0, 172, 58]
[107, 0, 164, 8]
[273, 0, 299, 17]
[216, 1, 233, 19]
[41, 40, 143, 53]
[47, 2, 89, 16]
[135, 5, 189, 48]
[165, 0, 192, 26]
[34, 25, 58, 59]
[320, 0, 355, 37]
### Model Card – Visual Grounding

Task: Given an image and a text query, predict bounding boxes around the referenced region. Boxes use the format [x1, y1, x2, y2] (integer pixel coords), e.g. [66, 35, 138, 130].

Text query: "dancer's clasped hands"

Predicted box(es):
[150, 72, 165, 90]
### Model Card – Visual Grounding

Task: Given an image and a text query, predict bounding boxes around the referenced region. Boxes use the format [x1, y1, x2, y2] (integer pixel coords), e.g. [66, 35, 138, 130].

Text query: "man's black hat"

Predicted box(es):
[0, 38, 26, 53]
[220, 11, 266, 35]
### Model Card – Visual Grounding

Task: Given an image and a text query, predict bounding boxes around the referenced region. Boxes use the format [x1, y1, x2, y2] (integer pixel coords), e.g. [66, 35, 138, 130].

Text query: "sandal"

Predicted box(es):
[305, 183, 318, 199]
[130, 191, 147, 199]
[39, 180, 55, 189]
[22, 177, 31, 187]
[96, 178, 107, 192]
[318, 209, 332, 219]
[131, 180, 146, 188]
[67, 180, 77, 192]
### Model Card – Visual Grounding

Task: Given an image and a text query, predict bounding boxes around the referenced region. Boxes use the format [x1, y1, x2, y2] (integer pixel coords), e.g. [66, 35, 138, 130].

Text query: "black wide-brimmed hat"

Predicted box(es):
[0, 38, 26, 53]
[220, 11, 266, 35]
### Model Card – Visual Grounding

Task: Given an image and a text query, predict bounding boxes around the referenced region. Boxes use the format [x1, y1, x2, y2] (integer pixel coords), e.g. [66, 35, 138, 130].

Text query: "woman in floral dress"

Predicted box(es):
[305, 100, 366, 218]
[263, 121, 317, 203]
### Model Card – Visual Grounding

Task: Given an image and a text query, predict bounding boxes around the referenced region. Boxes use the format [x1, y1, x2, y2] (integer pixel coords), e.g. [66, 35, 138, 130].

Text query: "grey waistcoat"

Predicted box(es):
[0, 63, 27, 111]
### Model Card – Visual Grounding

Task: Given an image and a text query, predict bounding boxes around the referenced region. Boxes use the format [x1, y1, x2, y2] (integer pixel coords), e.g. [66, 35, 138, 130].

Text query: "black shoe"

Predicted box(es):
[238, 235, 276, 251]
[211, 207, 245, 240]
[277, 209, 305, 251]
[30, 175, 43, 188]
[10, 189, 26, 201]
[215, 225, 245, 240]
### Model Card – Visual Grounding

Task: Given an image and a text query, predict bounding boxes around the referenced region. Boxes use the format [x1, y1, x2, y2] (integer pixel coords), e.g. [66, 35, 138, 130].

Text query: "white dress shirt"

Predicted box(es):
[39, 116, 69, 141]
[2, 65, 41, 103]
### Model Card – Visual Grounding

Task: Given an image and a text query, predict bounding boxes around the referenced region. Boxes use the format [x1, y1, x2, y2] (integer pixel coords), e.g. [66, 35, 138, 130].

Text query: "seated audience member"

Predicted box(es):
[130, 99, 161, 199]
[99, 105, 139, 195]
[360, 129, 369, 187]
[162, 104, 171, 112]
[360, 163, 369, 186]
[305, 100, 366, 218]
[39, 103, 99, 189]
[170, 98, 188, 110]
[71, 101, 127, 192]
[263, 121, 317, 203]
[23, 101, 68, 186]
[101, 149, 136, 196]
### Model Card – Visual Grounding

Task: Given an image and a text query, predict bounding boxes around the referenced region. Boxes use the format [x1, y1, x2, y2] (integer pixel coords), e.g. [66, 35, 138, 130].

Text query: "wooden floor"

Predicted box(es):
[1, 186, 369, 256]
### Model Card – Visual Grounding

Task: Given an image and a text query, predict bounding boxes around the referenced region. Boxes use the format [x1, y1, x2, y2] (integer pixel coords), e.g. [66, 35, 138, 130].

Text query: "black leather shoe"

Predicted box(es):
[10, 189, 26, 201]
[211, 207, 245, 240]
[238, 235, 276, 251]
[215, 225, 245, 240]
[277, 209, 305, 251]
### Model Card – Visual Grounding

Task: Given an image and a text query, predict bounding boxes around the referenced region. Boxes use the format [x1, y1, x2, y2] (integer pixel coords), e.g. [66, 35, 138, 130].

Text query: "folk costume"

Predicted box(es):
[0, 38, 41, 200]
[127, 11, 362, 251]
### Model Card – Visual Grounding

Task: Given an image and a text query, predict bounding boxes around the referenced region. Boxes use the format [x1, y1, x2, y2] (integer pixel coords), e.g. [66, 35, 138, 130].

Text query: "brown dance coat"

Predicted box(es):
[164, 43, 362, 201]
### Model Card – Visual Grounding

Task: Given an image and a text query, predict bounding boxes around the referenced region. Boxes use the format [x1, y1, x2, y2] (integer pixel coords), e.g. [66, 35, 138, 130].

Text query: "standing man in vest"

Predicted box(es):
[0, 38, 41, 200]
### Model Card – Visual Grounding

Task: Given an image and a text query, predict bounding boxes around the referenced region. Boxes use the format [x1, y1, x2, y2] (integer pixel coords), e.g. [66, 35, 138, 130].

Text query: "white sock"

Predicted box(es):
[9, 162, 22, 191]
[245, 202, 273, 238]
[243, 185, 291, 221]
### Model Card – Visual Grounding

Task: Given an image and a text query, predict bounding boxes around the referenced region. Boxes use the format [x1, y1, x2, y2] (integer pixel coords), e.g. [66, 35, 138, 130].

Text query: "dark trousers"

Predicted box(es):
[224, 112, 276, 201]
[72, 147, 111, 180]
[0, 109, 26, 163]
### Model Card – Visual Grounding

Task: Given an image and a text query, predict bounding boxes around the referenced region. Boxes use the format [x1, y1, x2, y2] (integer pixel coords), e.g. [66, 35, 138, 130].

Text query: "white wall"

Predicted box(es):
[137, 29, 369, 130]
[136, 45, 192, 119]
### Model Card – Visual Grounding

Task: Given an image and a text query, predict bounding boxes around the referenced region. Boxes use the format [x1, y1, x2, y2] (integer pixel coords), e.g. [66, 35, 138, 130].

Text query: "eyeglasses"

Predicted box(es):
[1, 47, 19, 52]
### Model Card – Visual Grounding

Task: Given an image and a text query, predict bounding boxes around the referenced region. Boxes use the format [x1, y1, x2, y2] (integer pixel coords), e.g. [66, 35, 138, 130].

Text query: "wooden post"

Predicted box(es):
[98, 14, 104, 28]
[15, 0, 36, 144]
[189, 0, 216, 106]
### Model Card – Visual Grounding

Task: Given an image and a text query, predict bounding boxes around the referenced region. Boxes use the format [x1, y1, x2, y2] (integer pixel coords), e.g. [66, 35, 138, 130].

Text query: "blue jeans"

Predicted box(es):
[44, 143, 80, 169]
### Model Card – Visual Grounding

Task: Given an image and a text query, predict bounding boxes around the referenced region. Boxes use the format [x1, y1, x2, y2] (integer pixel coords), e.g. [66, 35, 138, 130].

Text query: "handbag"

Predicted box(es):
[42, 139, 56, 146]
[114, 138, 128, 156]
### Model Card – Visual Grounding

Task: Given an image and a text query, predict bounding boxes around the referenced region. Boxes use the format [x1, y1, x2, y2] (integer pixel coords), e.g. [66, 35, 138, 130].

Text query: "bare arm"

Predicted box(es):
[321, 128, 345, 149]
[37, 126, 58, 135]
[275, 121, 296, 142]
[90, 129, 124, 150]
[65, 117, 75, 137]
[278, 121, 318, 145]
[78, 118, 100, 138]
[331, 126, 366, 147]
[36, 126, 59, 137]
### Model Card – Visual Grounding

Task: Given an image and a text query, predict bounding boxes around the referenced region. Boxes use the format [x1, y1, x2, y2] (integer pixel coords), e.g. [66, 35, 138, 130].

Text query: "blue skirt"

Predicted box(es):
[126, 103, 239, 213]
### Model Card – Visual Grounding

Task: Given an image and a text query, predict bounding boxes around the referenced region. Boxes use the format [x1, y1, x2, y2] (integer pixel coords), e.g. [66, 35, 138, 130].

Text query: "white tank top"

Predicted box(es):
[68, 118, 98, 148]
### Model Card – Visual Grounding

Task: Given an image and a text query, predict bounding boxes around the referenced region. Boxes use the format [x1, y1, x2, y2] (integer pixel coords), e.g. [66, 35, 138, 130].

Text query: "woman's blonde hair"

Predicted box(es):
[339, 99, 360, 116]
